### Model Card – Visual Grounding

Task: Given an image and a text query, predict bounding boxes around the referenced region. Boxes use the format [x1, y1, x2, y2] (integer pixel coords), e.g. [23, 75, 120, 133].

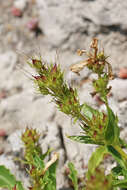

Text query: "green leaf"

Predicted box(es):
[122, 169, 127, 178]
[87, 146, 107, 179]
[47, 160, 57, 190]
[81, 103, 99, 121]
[41, 156, 58, 190]
[67, 135, 103, 145]
[33, 154, 45, 170]
[0, 165, 24, 190]
[105, 106, 120, 145]
[106, 145, 126, 169]
[68, 162, 78, 190]
[113, 179, 127, 188]
[119, 138, 127, 149]
[111, 165, 123, 178]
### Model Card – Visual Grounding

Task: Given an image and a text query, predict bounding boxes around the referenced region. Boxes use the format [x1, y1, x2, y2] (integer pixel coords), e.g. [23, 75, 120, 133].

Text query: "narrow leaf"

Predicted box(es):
[111, 165, 123, 177]
[33, 154, 45, 169]
[87, 146, 107, 179]
[105, 106, 120, 144]
[41, 153, 58, 190]
[44, 161, 57, 190]
[68, 162, 78, 190]
[113, 179, 127, 188]
[67, 135, 103, 145]
[106, 145, 126, 169]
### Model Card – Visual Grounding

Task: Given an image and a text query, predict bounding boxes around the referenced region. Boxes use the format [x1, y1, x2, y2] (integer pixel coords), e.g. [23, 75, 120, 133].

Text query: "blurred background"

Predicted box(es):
[0, 0, 127, 189]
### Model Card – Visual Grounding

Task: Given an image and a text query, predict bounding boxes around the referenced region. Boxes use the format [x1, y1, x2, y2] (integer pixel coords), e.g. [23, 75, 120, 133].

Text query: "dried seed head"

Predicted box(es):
[77, 49, 86, 56]
[70, 61, 88, 75]
[90, 38, 98, 49]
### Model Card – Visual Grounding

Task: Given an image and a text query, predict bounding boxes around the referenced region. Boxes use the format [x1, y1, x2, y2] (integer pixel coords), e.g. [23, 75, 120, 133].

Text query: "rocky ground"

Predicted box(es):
[0, 0, 127, 189]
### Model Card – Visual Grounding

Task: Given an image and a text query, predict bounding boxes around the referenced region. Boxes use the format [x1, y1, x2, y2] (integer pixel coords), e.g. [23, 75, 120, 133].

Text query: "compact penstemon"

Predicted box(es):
[0, 38, 127, 190]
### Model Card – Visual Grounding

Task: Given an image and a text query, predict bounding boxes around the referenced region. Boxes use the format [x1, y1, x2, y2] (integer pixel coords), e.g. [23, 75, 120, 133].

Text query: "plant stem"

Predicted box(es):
[114, 145, 127, 167]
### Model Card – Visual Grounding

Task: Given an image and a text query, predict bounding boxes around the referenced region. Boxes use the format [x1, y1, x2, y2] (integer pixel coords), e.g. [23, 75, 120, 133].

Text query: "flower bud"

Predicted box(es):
[41, 75, 46, 81]
[69, 87, 74, 93]
[52, 77, 56, 82]
[33, 75, 41, 80]
[12, 184, 17, 190]
[32, 59, 42, 69]
[68, 100, 72, 105]
[51, 64, 57, 73]
[91, 175, 96, 180]
[11, 7, 22, 17]
[93, 131, 97, 138]
[99, 125, 102, 130]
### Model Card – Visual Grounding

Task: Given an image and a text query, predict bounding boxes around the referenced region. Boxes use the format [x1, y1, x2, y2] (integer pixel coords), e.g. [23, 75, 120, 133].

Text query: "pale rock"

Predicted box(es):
[14, 0, 27, 10]
[109, 78, 127, 102]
